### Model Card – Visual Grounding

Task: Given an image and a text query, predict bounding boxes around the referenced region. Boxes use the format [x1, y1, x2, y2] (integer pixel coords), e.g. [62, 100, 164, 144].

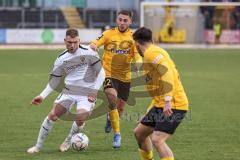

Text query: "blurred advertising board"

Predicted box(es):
[0, 29, 6, 43]
[204, 30, 240, 44]
[5, 29, 101, 44]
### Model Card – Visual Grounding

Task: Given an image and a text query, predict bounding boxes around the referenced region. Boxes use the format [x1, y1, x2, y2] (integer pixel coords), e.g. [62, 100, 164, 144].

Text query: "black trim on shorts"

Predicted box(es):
[141, 107, 186, 134]
[103, 77, 130, 102]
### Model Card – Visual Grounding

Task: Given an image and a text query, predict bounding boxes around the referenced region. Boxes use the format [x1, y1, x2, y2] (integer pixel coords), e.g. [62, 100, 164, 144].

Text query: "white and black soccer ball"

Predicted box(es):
[70, 133, 89, 151]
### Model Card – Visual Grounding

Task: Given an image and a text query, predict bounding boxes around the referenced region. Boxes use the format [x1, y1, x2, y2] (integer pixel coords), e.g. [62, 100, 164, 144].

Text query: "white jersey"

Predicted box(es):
[52, 45, 101, 90]
[39, 45, 105, 99]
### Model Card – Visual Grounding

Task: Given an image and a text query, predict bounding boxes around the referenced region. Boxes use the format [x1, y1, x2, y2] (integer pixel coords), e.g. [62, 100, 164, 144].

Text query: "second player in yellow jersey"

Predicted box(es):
[133, 27, 188, 160]
[90, 10, 141, 149]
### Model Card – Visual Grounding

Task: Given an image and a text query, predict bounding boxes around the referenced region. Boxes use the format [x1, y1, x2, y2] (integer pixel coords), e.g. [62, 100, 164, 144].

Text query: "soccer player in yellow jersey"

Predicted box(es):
[90, 10, 141, 148]
[132, 27, 189, 160]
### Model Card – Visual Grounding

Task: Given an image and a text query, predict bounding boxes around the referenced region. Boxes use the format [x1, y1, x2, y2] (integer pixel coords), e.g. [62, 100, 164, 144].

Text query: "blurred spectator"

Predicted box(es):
[213, 17, 222, 43]
[200, 0, 215, 29]
[236, 6, 240, 29]
[231, 7, 240, 29]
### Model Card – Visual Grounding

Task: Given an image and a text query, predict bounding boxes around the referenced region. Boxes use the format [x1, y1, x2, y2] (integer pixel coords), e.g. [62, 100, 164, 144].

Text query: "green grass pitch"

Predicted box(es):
[0, 49, 239, 160]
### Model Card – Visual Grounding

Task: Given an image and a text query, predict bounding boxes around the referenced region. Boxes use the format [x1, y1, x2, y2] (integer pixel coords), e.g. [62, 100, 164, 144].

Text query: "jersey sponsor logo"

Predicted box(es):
[111, 49, 131, 54]
[66, 62, 88, 72]
[105, 40, 133, 55]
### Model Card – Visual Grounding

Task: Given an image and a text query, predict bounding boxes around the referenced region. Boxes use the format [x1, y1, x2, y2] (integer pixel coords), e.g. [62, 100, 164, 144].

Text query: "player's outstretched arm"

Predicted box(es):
[30, 53, 63, 106]
[31, 95, 43, 105]
[31, 83, 54, 106]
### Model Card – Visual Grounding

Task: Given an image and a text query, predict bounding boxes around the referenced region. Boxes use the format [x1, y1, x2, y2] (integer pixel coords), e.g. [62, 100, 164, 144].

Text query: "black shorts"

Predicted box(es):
[141, 107, 186, 134]
[103, 77, 130, 102]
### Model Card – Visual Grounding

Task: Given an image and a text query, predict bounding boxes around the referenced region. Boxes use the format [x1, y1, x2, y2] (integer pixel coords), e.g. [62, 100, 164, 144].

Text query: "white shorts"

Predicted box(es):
[54, 93, 95, 112]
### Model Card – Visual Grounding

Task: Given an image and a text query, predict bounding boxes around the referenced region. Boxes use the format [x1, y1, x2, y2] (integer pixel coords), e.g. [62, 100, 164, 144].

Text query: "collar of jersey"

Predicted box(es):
[117, 27, 130, 33]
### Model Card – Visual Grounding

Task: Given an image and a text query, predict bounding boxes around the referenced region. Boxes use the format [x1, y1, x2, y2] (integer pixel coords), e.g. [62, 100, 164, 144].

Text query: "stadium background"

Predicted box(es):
[0, 0, 240, 160]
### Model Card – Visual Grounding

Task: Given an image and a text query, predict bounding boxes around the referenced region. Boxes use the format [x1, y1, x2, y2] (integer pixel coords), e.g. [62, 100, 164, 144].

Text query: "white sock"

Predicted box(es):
[107, 113, 110, 121]
[65, 121, 85, 141]
[35, 117, 54, 148]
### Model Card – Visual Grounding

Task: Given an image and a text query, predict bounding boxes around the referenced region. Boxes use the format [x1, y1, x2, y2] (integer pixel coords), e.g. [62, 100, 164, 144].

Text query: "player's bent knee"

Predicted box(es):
[151, 134, 165, 145]
[105, 91, 117, 109]
[48, 113, 58, 121]
[133, 128, 141, 139]
[48, 108, 61, 121]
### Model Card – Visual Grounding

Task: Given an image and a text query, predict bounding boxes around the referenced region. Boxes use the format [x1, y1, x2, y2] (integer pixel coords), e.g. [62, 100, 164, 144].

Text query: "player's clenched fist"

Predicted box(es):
[31, 96, 43, 105]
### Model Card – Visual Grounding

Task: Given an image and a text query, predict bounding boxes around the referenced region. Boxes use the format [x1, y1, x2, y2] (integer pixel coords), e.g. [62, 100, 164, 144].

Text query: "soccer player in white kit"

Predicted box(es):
[27, 28, 105, 154]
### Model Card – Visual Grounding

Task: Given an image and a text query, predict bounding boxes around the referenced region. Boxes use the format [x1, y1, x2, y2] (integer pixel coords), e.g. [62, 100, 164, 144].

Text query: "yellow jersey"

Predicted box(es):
[144, 45, 188, 111]
[91, 27, 141, 82]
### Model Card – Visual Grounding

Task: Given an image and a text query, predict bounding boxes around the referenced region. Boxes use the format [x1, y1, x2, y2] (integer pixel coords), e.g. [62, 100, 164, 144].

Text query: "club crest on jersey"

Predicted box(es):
[80, 56, 85, 63]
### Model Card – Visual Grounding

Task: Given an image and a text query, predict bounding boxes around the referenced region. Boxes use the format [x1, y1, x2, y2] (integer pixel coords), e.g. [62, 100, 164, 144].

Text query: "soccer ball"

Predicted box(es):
[70, 133, 89, 151]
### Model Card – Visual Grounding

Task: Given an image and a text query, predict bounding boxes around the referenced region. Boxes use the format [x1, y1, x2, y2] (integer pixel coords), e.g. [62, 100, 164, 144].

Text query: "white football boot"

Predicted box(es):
[59, 137, 71, 152]
[27, 146, 40, 154]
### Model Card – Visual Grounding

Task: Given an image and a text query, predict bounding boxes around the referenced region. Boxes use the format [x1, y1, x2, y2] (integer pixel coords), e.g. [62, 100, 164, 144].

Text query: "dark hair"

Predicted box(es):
[117, 10, 133, 19]
[66, 28, 79, 38]
[133, 27, 152, 44]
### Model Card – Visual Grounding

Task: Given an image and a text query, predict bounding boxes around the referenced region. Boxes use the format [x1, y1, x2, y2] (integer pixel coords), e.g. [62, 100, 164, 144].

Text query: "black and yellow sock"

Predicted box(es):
[138, 148, 154, 160]
[109, 109, 120, 133]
